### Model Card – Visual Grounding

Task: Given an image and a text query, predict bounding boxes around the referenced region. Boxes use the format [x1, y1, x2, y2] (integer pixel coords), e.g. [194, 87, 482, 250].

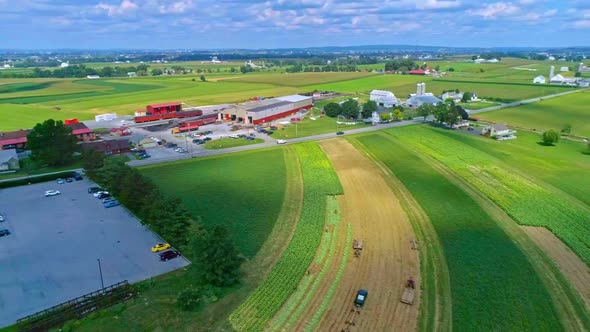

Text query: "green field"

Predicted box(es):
[203, 137, 264, 150]
[356, 132, 561, 331]
[141, 149, 287, 257]
[390, 125, 590, 265]
[478, 91, 590, 137]
[230, 142, 342, 332]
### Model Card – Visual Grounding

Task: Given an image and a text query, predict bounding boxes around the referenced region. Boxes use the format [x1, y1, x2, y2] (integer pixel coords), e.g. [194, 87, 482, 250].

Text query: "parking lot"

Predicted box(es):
[0, 179, 189, 328]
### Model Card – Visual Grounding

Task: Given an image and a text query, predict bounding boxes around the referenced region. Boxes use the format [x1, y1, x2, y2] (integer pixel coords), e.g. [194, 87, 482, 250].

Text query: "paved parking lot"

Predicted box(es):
[0, 179, 189, 328]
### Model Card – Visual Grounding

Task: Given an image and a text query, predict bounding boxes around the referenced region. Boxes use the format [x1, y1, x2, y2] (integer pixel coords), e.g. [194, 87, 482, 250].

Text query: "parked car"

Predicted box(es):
[336, 131, 345, 135]
[104, 200, 120, 208]
[45, 190, 61, 197]
[265, 131, 274, 135]
[56, 178, 65, 184]
[204, 137, 212, 141]
[165, 142, 178, 148]
[355, 289, 368, 306]
[97, 192, 111, 199]
[94, 191, 108, 198]
[229, 134, 239, 139]
[276, 140, 286, 144]
[138, 153, 150, 159]
[151, 243, 171, 252]
[73, 172, 83, 181]
[203, 131, 213, 135]
[0, 214, 4, 222]
[159, 250, 181, 261]
[66, 177, 74, 183]
[88, 187, 102, 194]
[102, 197, 116, 203]
[249, 133, 256, 138]
[0, 229, 10, 237]
[270, 125, 278, 130]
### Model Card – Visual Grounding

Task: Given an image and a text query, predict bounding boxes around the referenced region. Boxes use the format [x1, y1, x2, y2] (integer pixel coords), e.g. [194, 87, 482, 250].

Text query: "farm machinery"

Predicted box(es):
[353, 239, 363, 258]
[401, 277, 416, 305]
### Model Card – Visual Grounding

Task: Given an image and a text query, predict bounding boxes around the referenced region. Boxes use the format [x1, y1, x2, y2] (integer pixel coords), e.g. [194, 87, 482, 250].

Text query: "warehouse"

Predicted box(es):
[218, 95, 312, 125]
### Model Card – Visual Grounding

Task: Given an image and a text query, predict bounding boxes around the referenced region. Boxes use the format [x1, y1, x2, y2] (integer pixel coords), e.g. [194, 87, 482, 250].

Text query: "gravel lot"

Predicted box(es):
[0, 179, 189, 328]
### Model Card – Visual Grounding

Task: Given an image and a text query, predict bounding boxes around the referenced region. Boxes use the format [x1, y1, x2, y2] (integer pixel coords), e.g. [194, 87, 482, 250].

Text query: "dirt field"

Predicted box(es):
[296, 139, 420, 331]
[522, 226, 590, 308]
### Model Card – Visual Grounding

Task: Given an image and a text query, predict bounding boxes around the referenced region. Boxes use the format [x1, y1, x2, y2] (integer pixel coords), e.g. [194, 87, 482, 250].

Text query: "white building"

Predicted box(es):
[441, 91, 463, 102]
[481, 124, 517, 140]
[560, 66, 569, 72]
[86, 75, 100, 79]
[533, 76, 546, 84]
[60, 62, 69, 68]
[370, 90, 398, 107]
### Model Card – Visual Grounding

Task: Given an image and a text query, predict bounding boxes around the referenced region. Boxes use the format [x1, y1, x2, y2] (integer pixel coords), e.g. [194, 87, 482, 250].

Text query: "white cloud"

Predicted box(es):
[518, 0, 534, 4]
[572, 20, 590, 28]
[159, 0, 193, 14]
[95, 0, 138, 16]
[415, 0, 461, 9]
[468, 2, 520, 19]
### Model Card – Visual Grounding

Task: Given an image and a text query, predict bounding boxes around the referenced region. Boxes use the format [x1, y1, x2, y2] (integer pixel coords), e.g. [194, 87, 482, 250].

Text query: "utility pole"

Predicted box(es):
[97, 258, 104, 289]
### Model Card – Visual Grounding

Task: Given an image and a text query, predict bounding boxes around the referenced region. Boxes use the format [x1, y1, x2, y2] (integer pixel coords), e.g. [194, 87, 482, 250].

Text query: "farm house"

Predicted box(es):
[218, 95, 312, 125]
[370, 90, 399, 107]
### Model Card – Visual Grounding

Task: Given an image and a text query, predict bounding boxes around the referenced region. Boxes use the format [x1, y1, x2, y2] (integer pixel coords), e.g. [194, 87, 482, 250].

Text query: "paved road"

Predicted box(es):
[467, 88, 585, 115]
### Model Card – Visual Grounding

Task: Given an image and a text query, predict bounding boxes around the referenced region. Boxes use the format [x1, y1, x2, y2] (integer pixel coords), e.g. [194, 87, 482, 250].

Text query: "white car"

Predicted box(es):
[45, 190, 61, 197]
[56, 178, 65, 184]
[93, 191, 109, 198]
[229, 134, 239, 139]
[0, 215, 4, 222]
[276, 140, 286, 144]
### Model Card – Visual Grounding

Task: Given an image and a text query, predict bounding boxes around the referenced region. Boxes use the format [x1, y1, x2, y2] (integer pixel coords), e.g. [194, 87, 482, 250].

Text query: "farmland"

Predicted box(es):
[203, 137, 264, 150]
[141, 149, 288, 257]
[229, 142, 342, 331]
[477, 91, 590, 137]
[355, 133, 562, 331]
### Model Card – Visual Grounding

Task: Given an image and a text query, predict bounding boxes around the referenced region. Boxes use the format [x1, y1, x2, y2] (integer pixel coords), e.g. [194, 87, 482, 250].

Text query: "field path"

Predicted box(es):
[522, 226, 590, 309]
[309, 139, 420, 332]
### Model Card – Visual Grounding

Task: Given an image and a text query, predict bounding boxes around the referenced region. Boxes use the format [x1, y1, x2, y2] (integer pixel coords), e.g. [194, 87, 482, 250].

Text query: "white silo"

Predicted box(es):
[416, 83, 422, 96]
[549, 66, 555, 79]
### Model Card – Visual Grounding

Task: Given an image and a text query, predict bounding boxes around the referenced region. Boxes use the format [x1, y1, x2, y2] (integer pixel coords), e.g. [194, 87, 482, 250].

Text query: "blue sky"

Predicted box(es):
[2, 0, 589, 49]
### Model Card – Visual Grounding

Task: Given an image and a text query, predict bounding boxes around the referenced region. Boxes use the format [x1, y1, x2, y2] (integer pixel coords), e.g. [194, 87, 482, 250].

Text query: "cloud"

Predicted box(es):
[415, 0, 461, 9]
[572, 20, 590, 28]
[95, 0, 138, 16]
[159, 0, 193, 14]
[468, 2, 520, 19]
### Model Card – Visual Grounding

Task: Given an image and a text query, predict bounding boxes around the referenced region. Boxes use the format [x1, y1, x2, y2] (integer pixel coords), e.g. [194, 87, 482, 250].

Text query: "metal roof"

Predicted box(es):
[246, 100, 292, 113]
[148, 102, 182, 108]
[408, 95, 442, 104]
[0, 149, 18, 163]
[274, 94, 311, 103]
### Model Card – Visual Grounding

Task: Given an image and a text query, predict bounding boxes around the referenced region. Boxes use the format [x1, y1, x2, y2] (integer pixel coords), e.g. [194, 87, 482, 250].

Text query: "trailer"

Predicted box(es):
[134, 102, 205, 123]
[171, 114, 218, 134]
[401, 277, 416, 305]
[353, 239, 363, 258]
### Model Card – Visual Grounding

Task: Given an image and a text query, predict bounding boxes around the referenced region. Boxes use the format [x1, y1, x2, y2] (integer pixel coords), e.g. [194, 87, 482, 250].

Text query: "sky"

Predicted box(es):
[2, 0, 590, 49]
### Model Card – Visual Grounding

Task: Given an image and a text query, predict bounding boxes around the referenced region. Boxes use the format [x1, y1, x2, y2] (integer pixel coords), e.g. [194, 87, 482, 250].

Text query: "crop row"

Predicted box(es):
[229, 143, 343, 332]
[388, 127, 590, 265]
[357, 133, 561, 331]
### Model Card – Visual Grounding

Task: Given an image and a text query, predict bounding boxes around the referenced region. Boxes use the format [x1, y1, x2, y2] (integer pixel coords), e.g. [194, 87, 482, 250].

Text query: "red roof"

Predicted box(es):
[408, 70, 426, 75]
[148, 102, 181, 108]
[66, 122, 92, 135]
[0, 137, 27, 146]
[0, 129, 30, 145]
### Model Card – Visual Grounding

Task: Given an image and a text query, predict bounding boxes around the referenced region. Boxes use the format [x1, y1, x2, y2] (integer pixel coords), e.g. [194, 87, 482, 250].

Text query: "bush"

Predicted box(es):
[541, 130, 559, 145]
[177, 287, 201, 311]
[0, 171, 75, 189]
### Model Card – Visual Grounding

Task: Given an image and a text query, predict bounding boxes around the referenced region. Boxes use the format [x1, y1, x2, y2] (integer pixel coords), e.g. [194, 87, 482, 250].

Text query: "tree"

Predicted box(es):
[177, 287, 201, 311]
[432, 102, 449, 124]
[446, 106, 461, 128]
[392, 109, 403, 121]
[456, 105, 469, 120]
[191, 225, 244, 287]
[448, 67, 455, 72]
[151, 68, 163, 76]
[417, 104, 434, 121]
[461, 92, 473, 103]
[379, 112, 391, 122]
[561, 124, 572, 134]
[81, 148, 106, 177]
[341, 99, 360, 119]
[575, 72, 582, 77]
[230, 67, 237, 73]
[27, 119, 78, 167]
[200, 75, 206, 82]
[542, 130, 559, 145]
[362, 100, 377, 118]
[324, 103, 342, 117]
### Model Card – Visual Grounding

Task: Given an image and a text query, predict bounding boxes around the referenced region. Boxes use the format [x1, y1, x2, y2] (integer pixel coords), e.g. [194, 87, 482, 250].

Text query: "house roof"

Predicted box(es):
[491, 124, 509, 131]
[370, 90, 395, 97]
[80, 139, 130, 153]
[274, 94, 311, 103]
[408, 95, 442, 104]
[0, 129, 30, 145]
[66, 122, 92, 135]
[408, 69, 426, 75]
[244, 100, 291, 113]
[0, 149, 18, 163]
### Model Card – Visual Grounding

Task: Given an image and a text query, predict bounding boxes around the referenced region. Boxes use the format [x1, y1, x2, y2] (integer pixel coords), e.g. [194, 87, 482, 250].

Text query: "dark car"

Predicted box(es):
[336, 131, 345, 135]
[97, 192, 111, 199]
[159, 250, 181, 261]
[204, 137, 212, 141]
[88, 187, 102, 194]
[66, 177, 74, 183]
[165, 142, 178, 148]
[265, 131, 274, 135]
[355, 289, 368, 306]
[270, 125, 278, 130]
[0, 229, 10, 237]
[73, 172, 83, 181]
[138, 153, 150, 159]
[203, 131, 213, 135]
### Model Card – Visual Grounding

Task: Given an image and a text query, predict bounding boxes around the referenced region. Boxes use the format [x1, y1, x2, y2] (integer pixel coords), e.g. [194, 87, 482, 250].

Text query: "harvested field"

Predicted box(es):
[309, 139, 420, 332]
[522, 226, 590, 308]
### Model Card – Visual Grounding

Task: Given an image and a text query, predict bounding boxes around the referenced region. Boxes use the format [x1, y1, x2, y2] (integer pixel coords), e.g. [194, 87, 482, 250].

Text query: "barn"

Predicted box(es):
[218, 95, 312, 125]
[370, 90, 398, 107]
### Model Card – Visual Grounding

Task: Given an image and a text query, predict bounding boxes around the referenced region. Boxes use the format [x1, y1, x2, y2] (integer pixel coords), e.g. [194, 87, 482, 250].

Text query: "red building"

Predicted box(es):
[408, 69, 427, 75]
[80, 139, 131, 155]
[0, 122, 95, 150]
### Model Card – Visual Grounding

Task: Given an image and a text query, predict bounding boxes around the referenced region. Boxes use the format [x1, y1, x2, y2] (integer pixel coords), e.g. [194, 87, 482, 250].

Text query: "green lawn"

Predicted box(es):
[270, 115, 367, 139]
[226, 72, 375, 87]
[203, 137, 264, 150]
[478, 91, 590, 137]
[140, 149, 287, 258]
[356, 133, 561, 331]
[459, 101, 499, 110]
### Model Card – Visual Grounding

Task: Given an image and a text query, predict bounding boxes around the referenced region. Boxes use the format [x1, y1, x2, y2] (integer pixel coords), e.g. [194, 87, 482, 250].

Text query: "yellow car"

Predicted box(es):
[151, 243, 171, 253]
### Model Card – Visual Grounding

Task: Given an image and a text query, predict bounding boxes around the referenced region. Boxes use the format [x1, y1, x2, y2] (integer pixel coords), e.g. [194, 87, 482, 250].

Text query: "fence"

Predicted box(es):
[16, 280, 135, 332]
